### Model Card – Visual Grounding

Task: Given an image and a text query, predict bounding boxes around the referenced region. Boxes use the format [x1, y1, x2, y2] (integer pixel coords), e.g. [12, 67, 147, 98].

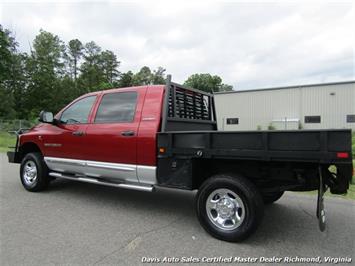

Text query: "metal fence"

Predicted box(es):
[0, 120, 37, 132]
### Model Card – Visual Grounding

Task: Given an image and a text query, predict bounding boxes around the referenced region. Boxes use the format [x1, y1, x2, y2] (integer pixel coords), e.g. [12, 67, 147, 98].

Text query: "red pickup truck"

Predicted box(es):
[7, 76, 353, 242]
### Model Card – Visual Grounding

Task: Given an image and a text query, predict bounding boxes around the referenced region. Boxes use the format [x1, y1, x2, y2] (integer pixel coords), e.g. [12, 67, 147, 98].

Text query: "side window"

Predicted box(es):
[304, 115, 321, 123]
[60, 96, 96, 124]
[95, 92, 138, 123]
[226, 118, 239, 124]
[346, 114, 355, 123]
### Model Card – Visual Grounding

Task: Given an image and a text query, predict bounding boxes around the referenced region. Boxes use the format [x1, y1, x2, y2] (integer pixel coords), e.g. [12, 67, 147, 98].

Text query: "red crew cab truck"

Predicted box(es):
[7, 76, 353, 242]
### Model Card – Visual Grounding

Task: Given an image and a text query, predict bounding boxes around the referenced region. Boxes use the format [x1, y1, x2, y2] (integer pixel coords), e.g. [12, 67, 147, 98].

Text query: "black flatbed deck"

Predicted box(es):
[158, 129, 352, 164]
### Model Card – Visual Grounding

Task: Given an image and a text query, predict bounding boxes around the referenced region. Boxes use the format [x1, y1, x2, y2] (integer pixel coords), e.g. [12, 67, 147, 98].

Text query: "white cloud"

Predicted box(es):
[1, 1, 354, 89]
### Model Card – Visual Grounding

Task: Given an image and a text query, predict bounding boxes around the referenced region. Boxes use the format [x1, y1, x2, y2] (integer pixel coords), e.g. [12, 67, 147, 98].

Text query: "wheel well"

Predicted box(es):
[18, 142, 42, 161]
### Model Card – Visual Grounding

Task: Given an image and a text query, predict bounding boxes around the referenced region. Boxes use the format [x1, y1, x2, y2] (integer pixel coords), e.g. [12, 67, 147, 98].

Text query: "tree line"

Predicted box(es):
[0, 25, 233, 120]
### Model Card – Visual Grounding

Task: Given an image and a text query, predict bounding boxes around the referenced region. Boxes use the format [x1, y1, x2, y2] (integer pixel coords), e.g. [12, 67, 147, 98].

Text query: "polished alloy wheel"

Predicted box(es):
[23, 160, 37, 185]
[206, 188, 245, 230]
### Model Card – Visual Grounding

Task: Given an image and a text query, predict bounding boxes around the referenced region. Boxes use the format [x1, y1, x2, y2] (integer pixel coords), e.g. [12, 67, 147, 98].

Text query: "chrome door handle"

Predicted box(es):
[72, 131, 85, 136]
[121, 130, 135, 137]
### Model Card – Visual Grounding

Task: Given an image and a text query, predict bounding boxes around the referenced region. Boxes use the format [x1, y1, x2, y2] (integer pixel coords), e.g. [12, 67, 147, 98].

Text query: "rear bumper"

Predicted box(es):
[7, 151, 21, 164]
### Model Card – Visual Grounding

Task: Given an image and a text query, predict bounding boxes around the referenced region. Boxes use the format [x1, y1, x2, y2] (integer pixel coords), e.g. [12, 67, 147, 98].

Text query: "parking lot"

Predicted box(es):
[0, 153, 354, 265]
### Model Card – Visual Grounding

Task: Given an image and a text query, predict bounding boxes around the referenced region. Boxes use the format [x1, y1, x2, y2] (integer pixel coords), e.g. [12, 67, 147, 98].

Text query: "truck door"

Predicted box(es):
[43, 95, 97, 174]
[83, 88, 145, 183]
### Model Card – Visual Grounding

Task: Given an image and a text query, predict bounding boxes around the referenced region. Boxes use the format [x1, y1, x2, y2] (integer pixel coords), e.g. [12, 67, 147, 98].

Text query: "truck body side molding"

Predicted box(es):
[44, 157, 157, 185]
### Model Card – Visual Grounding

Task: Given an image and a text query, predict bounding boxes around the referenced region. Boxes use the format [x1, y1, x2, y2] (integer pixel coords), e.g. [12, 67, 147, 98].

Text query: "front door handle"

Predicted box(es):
[121, 130, 135, 137]
[72, 131, 85, 136]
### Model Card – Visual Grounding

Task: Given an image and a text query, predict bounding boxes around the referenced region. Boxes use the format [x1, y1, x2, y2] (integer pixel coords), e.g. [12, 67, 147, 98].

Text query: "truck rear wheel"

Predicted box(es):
[196, 174, 264, 242]
[262, 191, 284, 204]
[20, 152, 50, 192]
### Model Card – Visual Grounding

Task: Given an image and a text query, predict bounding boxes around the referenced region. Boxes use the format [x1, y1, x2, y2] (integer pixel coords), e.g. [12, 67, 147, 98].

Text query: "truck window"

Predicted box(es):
[60, 96, 96, 124]
[95, 92, 137, 123]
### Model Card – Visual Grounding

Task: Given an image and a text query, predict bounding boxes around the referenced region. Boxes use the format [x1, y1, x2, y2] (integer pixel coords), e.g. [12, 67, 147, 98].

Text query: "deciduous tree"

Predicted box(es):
[118, 71, 134, 87]
[0, 25, 27, 119]
[25, 29, 66, 115]
[184, 73, 233, 93]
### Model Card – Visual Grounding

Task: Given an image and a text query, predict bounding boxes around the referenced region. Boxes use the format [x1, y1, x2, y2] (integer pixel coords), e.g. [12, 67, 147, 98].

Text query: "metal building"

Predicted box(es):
[214, 81, 355, 131]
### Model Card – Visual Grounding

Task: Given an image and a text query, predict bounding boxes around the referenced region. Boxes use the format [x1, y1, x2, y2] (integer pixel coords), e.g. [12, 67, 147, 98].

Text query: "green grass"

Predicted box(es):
[0, 131, 16, 152]
[289, 158, 355, 200]
[298, 183, 355, 201]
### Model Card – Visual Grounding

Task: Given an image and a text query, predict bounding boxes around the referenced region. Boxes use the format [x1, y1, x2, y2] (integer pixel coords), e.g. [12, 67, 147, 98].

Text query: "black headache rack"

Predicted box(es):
[161, 75, 217, 132]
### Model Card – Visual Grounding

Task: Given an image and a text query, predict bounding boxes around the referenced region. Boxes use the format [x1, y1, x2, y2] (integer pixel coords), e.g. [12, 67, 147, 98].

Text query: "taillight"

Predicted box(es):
[336, 152, 349, 159]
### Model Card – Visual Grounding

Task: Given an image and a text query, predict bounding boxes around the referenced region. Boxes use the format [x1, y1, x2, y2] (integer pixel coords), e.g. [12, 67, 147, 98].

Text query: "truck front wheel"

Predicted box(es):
[196, 174, 264, 242]
[20, 152, 50, 192]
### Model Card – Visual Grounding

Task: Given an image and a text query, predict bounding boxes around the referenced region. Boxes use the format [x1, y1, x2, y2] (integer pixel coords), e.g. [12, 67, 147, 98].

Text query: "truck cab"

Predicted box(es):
[11, 85, 165, 187]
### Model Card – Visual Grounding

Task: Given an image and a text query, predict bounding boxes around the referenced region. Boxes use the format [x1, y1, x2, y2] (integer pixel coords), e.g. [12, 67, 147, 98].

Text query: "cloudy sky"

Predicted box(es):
[1, 1, 354, 90]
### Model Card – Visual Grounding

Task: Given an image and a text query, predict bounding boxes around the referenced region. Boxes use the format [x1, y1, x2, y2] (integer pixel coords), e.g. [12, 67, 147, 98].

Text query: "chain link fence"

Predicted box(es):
[0, 120, 37, 132]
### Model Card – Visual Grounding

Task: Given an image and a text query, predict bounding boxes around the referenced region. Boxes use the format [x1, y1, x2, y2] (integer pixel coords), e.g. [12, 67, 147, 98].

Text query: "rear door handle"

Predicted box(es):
[121, 130, 135, 137]
[72, 131, 85, 136]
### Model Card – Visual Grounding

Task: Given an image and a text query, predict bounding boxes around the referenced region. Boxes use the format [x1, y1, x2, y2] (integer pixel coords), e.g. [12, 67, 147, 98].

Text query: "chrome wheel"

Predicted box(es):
[23, 160, 37, 185]
[206, 188, 245, 231]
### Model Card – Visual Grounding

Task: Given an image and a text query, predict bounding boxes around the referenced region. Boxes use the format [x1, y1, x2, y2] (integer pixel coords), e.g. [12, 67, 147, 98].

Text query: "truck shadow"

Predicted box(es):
[48, 179, 333, 245]
[246, 203, 318, 244]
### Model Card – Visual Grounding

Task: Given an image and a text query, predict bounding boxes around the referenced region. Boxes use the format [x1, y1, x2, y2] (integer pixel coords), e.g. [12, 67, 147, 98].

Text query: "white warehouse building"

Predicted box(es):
[214, 81, 355, 131]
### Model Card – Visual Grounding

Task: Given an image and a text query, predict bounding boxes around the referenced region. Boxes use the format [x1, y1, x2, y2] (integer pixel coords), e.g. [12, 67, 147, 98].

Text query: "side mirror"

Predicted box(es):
[39, 111, 54, 124]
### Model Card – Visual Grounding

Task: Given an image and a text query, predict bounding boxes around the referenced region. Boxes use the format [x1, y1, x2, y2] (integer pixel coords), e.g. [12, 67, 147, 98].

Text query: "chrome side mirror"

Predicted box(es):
[39, 111, 54, 124]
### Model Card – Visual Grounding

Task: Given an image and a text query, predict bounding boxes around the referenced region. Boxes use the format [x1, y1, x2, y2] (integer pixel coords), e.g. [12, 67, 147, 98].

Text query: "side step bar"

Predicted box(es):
[49, 172, 154, 192]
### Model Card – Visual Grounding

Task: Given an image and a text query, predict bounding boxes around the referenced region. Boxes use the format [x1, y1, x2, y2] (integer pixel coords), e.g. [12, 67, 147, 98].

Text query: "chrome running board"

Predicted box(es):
[49, 172, 154, 192]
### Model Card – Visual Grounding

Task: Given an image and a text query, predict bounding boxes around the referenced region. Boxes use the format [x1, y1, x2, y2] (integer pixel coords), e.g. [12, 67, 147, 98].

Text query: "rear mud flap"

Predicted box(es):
[329, 164, 351, 194]
[316, 166, 326, 232]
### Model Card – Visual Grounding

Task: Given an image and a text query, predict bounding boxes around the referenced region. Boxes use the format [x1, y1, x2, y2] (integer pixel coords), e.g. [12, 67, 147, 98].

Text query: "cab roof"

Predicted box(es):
[82, 85, 166, 97]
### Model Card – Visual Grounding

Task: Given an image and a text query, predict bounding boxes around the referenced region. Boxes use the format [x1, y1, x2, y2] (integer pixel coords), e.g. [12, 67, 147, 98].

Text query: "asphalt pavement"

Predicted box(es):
[0, 153, 354, 265]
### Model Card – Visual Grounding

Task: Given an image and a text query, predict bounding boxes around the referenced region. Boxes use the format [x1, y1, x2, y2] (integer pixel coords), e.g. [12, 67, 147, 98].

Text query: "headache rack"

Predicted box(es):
[161, 75, 217, 132]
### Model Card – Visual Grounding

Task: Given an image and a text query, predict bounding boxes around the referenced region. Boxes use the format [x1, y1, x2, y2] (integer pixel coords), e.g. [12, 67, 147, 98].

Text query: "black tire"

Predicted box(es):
[20, 152, 50, 192]
[262, 191, 284, 204]
[196, 174, 264, 242]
